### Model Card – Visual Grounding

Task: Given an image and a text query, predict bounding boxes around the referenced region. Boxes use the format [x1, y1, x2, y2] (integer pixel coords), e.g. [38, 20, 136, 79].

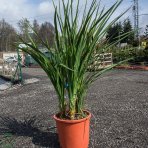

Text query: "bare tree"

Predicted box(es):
[144, 25, 148, 38]
[18, 18, 31, 42]
[0, 19, 17, 52]
[32, 19, 40, 45]
[39, 22, 55, 47]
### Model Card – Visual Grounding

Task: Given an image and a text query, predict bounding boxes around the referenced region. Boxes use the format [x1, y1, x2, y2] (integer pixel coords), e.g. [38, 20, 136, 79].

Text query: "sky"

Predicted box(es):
[0, 0, 148, 34]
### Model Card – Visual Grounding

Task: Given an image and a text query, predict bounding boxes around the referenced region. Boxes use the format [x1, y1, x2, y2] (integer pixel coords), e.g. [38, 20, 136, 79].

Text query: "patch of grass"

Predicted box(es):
[0, 133, 14, 148]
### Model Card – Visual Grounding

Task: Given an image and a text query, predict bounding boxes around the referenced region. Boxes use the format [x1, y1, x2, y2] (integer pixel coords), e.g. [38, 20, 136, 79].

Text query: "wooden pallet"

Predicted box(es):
[88, 53, 113, 70]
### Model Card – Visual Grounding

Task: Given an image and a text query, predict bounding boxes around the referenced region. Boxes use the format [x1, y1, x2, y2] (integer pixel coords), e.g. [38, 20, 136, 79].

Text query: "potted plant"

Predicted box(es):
[17, 0, 130, 147]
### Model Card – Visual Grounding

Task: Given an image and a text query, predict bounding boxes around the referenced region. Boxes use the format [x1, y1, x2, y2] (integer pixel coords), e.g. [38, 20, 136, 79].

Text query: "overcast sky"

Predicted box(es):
[0, 0, 147, 34]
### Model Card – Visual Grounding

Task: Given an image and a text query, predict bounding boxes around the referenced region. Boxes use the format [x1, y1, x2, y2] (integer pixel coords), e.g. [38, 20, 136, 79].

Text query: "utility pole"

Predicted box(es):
[133, 0, 139, 40]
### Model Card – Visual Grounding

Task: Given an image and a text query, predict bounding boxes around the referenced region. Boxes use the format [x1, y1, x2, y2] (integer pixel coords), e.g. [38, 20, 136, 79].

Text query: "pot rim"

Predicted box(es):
[53, 110, 91, 124]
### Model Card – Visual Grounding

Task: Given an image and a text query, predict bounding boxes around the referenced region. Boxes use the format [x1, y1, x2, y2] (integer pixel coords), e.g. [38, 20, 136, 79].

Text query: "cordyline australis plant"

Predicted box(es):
[17, 0, 130, 119]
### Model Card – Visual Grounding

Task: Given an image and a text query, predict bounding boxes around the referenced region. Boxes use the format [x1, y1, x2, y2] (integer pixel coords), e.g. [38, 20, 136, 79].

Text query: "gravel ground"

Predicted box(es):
[0, 68, 148, 148]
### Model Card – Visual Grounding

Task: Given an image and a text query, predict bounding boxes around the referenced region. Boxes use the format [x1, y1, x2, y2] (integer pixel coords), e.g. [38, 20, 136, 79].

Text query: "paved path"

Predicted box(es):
[0, 78, 11, 90]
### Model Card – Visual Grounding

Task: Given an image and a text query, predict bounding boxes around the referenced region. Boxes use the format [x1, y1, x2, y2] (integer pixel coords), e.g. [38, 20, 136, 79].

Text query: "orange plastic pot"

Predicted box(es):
[53, 111, 91, 148]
